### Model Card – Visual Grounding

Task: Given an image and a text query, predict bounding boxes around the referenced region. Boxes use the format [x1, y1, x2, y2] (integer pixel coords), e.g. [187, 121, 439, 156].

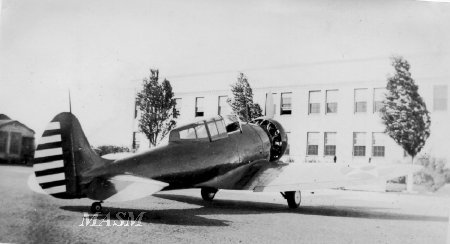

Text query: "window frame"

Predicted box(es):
[195, 97, 205, 117]
[325, 90, 338, 114]
[372, 132, 385, 157]
[217, 95, 228, 116]
[354, 88, 368, 114]
[324, 132, 336, 156]
[9, 132, 21, 155]
[205, 117, 228, 141]
[265, 92, 278, 116]
[173, 98, 181, 118]
[308, 90, 321, 115]
[307, 132, 320, 156]
[373, 88, 385, 113]
[284, 132, 291, 155]
[0, 131, 8, 153]
[353, 132, 366, 157]
[280, 92, 292, 115]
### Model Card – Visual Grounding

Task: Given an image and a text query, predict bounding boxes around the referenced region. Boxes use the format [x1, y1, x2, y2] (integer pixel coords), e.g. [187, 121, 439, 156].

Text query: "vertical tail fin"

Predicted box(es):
[33, 112, 107, 199]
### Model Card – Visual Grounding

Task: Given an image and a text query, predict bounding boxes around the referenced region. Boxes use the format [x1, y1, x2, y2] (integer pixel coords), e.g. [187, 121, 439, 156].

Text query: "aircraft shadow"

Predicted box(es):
[61, 194, 447, 227]
[154, 194, 449, 223]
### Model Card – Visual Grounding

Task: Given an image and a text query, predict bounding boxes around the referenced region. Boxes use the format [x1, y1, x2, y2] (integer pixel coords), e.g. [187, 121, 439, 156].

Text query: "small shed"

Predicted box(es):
[0, 114, 35, 164]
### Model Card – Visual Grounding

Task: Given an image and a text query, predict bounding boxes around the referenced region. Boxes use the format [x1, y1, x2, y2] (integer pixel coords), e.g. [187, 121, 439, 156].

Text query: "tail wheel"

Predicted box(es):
[284, 191, 301, 209]
[201, 188, 218, 201]
[90, 202, 103, 213]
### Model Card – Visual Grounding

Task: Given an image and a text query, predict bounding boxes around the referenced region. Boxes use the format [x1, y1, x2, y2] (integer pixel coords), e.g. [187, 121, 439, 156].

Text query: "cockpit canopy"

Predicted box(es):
[169, 115, 241, 142]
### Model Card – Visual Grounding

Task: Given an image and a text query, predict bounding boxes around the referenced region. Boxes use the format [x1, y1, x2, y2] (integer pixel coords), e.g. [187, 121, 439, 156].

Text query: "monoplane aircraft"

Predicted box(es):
[28, 98, 419, 212]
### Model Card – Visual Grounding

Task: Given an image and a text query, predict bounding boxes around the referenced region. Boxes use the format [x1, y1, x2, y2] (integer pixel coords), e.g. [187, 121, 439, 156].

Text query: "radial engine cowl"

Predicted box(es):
[252, 118, 288, 161]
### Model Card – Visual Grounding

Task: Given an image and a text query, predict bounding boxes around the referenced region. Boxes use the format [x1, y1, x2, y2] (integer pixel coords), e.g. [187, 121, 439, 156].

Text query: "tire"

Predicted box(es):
[285, 191, 301, 209]
[201, 188, 218, 201]
[90, 202, 102, 213]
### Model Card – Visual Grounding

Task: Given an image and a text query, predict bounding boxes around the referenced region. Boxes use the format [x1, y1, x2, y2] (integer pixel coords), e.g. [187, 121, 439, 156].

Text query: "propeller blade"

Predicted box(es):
[265, 92, 275, 119]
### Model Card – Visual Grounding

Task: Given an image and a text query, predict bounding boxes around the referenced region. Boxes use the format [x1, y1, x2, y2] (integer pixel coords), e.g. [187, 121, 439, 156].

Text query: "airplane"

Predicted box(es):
[28, 97, 420, 213]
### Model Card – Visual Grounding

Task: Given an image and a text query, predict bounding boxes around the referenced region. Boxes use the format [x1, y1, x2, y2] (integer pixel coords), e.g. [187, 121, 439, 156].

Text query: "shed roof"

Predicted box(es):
[0, 114, 11, 120]
[0, 117, 35, 134]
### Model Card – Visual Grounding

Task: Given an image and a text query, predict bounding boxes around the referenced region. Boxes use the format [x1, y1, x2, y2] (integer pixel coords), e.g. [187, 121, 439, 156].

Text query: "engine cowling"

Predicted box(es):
[251, 118, 288, 161]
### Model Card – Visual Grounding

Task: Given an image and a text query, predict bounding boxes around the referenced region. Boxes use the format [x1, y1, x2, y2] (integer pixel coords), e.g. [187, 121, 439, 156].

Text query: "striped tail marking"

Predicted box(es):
[33, 121, 67, 195]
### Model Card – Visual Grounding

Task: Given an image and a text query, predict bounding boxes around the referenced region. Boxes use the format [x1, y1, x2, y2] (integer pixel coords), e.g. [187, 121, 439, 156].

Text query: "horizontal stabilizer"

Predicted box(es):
[87, 175, 169, 202]
[101, 152, 135, 160]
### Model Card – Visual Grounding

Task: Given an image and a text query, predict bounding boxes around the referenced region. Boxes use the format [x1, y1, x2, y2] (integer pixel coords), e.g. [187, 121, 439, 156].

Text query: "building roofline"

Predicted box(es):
[0, 120, 35, 134]
[174, 76, 450, 96]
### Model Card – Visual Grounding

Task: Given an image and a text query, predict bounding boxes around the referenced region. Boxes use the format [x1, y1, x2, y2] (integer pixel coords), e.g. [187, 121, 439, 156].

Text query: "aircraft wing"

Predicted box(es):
[245, 162, 421, 192]
[196, 161, 421, 192]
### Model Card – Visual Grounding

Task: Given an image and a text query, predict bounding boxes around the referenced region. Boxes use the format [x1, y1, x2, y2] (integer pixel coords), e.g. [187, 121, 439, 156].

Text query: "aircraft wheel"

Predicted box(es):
[284, 191, 301, 209]
[90, 202, 102, 213]
[201, 188, 218, 201]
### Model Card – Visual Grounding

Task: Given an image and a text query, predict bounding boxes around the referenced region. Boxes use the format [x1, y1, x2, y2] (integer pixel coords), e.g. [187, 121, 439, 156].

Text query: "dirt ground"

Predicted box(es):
[1, 165, 449, 244]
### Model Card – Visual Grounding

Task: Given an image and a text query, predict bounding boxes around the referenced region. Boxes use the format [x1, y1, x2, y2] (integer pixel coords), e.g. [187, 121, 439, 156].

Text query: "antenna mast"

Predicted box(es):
[69, 90, 72, 113]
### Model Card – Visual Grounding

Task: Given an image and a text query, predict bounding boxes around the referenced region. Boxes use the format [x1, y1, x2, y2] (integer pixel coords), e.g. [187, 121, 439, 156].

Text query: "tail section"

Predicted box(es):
[33, 112, 107, 199]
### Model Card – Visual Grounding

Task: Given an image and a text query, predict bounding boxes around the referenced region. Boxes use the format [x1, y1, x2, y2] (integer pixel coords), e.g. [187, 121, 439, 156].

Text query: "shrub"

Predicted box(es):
[94, 145, 130, 156]
[415, 156, 450, 191]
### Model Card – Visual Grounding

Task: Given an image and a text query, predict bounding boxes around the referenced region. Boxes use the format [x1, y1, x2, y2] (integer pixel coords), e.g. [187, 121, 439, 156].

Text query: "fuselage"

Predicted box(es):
[87, 123, 272, 190]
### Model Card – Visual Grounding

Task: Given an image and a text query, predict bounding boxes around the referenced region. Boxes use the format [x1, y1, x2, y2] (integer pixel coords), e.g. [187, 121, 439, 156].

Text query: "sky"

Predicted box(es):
[1, 0, 450, 146]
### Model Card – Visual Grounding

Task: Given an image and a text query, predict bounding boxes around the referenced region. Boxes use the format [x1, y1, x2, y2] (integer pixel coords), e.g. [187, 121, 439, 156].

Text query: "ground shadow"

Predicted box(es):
[61, 194, 448, 227]
[61, 205, 230, 227]
[155, 193, 449, 222]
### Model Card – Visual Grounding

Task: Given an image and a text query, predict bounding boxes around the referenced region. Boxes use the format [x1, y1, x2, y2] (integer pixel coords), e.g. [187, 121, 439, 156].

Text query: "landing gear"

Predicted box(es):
[282, 191, 301, 209]
[90, 201, 103, 213]
[201, 188, 218, 201]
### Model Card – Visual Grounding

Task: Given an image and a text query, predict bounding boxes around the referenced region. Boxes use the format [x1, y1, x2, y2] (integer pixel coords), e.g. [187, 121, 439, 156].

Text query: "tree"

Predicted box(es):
[381, 56, 431, 191]
[227, 73, 263, 121]
[136, 69, 178, 147]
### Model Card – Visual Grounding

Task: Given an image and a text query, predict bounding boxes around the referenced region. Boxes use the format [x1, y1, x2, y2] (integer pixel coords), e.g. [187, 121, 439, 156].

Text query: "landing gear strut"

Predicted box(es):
[281, 191, 301, 209]
[90, 201, 103, 213]
[201, 188, 218, 201]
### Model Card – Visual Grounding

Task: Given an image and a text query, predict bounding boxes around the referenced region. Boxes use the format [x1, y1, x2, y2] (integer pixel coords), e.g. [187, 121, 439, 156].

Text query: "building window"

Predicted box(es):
[307, 132, 319, 155]
[134, 98, 139, 119]
[195, 97, 204, 117]
[373, 88, 385, 113]
[285, 132, 290, 155]
[372, 132, 385, 157]
[9, 132, 21, 155]
[132, 132, 140, 150]
[353, 132, 366, 156]
[324, 132, 336, 156]
[433, 85, 448, 111]
[309, 91, 321, 114]
[326, 90, 338, 114]
[265, 93, 278, 116]
[280, 92, 292, 115]
[218, 96, 228, 115]
[354, 89, 368, 113]
[0, 131, 7, 153]
[174, 98, 181, 118]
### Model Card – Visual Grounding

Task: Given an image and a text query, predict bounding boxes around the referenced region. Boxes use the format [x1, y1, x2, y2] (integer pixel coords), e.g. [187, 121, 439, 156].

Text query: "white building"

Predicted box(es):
[132, 78, 449, 165]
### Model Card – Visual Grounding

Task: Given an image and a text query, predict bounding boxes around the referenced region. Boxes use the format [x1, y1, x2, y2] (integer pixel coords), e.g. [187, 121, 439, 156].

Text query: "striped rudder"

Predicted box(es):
[33, 112, 106, 199]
